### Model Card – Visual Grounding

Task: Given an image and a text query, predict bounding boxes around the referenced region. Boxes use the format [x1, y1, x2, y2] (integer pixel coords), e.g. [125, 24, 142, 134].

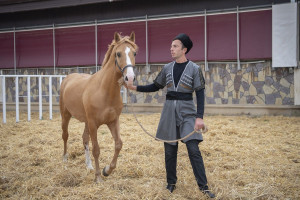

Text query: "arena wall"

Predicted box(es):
[1, 61, 300, 116]
[1, 0, 299, 117]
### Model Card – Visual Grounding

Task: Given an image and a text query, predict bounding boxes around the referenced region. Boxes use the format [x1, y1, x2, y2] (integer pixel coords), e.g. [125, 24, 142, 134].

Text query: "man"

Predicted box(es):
[126, 33, 215, 198]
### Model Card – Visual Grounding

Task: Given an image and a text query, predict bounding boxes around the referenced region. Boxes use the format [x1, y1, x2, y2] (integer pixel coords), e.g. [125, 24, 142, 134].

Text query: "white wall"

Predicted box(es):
[295, 68, 300, 105]
[272, 3, 298, 68]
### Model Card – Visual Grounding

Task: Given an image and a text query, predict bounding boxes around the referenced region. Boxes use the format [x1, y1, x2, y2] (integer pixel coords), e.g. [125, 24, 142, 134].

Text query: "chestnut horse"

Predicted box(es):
[59, 32, 137, 183]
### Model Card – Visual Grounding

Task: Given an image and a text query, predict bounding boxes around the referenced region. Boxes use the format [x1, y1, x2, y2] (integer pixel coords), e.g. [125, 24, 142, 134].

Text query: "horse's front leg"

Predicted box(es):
[103, 118, 123, 176]
[88, 121, 102, 183]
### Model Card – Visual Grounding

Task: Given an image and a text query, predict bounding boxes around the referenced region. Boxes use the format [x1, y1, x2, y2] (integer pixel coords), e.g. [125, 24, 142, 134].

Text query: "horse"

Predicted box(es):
[59, 32, 137, 183]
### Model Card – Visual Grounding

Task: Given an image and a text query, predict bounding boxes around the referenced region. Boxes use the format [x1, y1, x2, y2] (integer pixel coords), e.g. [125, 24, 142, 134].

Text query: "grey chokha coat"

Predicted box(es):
[154, 61, 205, 145]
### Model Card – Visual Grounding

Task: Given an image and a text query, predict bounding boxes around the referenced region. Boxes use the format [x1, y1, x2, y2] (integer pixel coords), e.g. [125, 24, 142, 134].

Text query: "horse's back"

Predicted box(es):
[61, 73, 91, 95]
[60, 73, 92, 122]
[62, 73, 90, 86]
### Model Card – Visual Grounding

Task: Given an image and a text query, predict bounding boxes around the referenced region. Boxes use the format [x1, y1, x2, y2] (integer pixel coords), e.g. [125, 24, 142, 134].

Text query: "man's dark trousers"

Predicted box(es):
[164, 139, 208, 189]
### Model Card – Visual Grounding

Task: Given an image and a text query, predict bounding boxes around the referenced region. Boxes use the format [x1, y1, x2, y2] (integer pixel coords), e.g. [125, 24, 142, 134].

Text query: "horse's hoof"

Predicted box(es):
[86, 160, 94, 170]
[102, 166, 109, 177]
[94, 176, 103, 183]
[86, 165, 94, 170]
[63, 154, 68, 162]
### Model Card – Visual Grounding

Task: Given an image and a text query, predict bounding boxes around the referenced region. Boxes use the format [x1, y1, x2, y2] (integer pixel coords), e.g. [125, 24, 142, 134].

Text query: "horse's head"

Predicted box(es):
[113, 32, 137, 86]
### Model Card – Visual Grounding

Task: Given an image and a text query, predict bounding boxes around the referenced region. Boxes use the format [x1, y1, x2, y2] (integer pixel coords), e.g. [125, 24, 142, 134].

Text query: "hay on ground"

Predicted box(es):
[0, 112, 299, 199]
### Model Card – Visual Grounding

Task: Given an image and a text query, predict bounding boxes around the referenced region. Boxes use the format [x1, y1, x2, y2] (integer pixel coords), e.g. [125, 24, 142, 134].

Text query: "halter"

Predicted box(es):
[115, 58, 133, 75]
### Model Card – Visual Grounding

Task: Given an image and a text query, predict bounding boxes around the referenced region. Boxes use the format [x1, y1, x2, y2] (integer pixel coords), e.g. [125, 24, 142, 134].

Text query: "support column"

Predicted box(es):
[95, 19, 98, 72]
[145, 15, 150, 73]
[53, 24, 56, 75]
[237, 6, 241, 70]
[204, 10, 208, 72]
[14, 28, 17, 75]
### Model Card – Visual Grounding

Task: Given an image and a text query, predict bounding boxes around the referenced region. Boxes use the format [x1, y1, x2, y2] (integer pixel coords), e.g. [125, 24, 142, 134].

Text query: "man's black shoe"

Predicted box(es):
[166, 184, 176, 193]
[200, 189, 215, 198]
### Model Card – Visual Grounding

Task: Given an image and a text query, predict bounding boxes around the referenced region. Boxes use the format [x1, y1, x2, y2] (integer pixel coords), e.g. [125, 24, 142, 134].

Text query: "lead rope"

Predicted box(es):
[125, 88, 208, 143]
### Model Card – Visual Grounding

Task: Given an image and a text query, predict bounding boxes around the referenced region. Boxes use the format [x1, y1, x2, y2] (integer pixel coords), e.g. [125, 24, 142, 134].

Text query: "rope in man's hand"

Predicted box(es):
[126, 89, 208, 143]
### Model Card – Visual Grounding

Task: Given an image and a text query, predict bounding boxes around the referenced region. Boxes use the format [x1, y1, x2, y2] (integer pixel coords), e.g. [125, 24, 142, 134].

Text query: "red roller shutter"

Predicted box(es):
[55, 26, 95, 67]
[16, 29, 53, 68]
[207, 13, 237, 61]
[0, 32, 14, 69]
[98, 21, 146, 65]
[240, 10, 272, 60]
[148, 16, 205, 63]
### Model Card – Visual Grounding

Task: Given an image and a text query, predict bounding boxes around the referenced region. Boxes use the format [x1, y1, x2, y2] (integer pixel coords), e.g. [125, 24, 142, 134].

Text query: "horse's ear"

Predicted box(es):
[114, 32, 121, 42]
[129, 31, 135, 42]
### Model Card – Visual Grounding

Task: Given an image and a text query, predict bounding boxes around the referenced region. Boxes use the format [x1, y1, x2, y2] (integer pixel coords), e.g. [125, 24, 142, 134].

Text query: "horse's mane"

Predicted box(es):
[101, 35, 138, 68]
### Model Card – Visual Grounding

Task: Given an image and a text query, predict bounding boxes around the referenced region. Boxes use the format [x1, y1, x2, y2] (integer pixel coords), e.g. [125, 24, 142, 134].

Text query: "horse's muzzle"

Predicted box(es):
[125, 75, 136, 82]
[123, 64, 135, 84]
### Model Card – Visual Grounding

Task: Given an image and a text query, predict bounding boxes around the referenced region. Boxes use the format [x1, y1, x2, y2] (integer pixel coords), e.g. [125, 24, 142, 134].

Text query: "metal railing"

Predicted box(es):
[1, 75, 66, 123]
[1, 74, 127, 123]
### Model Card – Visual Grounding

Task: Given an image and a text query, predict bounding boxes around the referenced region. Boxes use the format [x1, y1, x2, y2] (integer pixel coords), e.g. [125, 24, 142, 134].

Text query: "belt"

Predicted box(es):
[166, 91, 193, 101]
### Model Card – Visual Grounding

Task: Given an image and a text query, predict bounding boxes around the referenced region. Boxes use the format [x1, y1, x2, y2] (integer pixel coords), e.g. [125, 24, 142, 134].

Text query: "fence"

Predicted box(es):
[0, 75, 127, 123]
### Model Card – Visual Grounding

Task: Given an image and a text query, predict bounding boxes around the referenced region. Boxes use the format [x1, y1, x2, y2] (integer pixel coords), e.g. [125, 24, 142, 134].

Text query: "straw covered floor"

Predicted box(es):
[0, 112, 299, 199]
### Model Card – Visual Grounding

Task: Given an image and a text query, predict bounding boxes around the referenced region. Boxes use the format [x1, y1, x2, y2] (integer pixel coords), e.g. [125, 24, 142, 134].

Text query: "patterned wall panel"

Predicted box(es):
[2, 61, 294, 106]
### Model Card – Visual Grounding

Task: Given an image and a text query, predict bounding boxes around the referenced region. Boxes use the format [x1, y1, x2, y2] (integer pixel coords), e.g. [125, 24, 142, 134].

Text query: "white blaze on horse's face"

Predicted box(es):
[125, 47, 132, 65]
[124, 46, 135, 85]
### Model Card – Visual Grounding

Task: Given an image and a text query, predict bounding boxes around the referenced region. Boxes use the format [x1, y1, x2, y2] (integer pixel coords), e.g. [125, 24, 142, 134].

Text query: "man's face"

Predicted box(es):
[170, 39, 187, 60]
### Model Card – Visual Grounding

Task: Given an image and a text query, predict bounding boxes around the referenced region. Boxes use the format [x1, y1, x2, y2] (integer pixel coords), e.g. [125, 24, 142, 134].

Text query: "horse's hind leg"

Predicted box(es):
[103, 118, 123, 176]
[61, 110, 71, 162]
[82, 123, 94, 170]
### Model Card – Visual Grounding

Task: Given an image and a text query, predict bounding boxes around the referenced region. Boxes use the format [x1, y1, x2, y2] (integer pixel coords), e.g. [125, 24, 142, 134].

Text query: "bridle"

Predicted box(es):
[113, 41, 136, 77]
[115, 52, 135, 82]
[115, 57, 133, 75]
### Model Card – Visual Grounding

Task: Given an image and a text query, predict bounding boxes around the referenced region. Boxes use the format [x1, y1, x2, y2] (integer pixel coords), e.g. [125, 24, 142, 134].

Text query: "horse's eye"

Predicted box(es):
[117, 52, 121, 57]
[133, 52, 136, 57]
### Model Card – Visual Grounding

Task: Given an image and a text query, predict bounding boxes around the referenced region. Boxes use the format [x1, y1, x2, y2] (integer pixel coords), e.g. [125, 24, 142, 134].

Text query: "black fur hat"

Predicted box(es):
[173, 33, 193, 54]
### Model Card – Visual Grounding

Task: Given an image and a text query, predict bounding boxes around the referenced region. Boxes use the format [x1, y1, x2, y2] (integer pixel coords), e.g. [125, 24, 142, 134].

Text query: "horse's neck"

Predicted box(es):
[94, 59, 122, 91]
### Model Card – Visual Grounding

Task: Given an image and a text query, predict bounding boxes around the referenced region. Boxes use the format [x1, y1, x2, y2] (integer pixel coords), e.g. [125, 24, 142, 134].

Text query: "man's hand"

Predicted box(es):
[126, 82, 137, 91]
[194, 118, 205, 132]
